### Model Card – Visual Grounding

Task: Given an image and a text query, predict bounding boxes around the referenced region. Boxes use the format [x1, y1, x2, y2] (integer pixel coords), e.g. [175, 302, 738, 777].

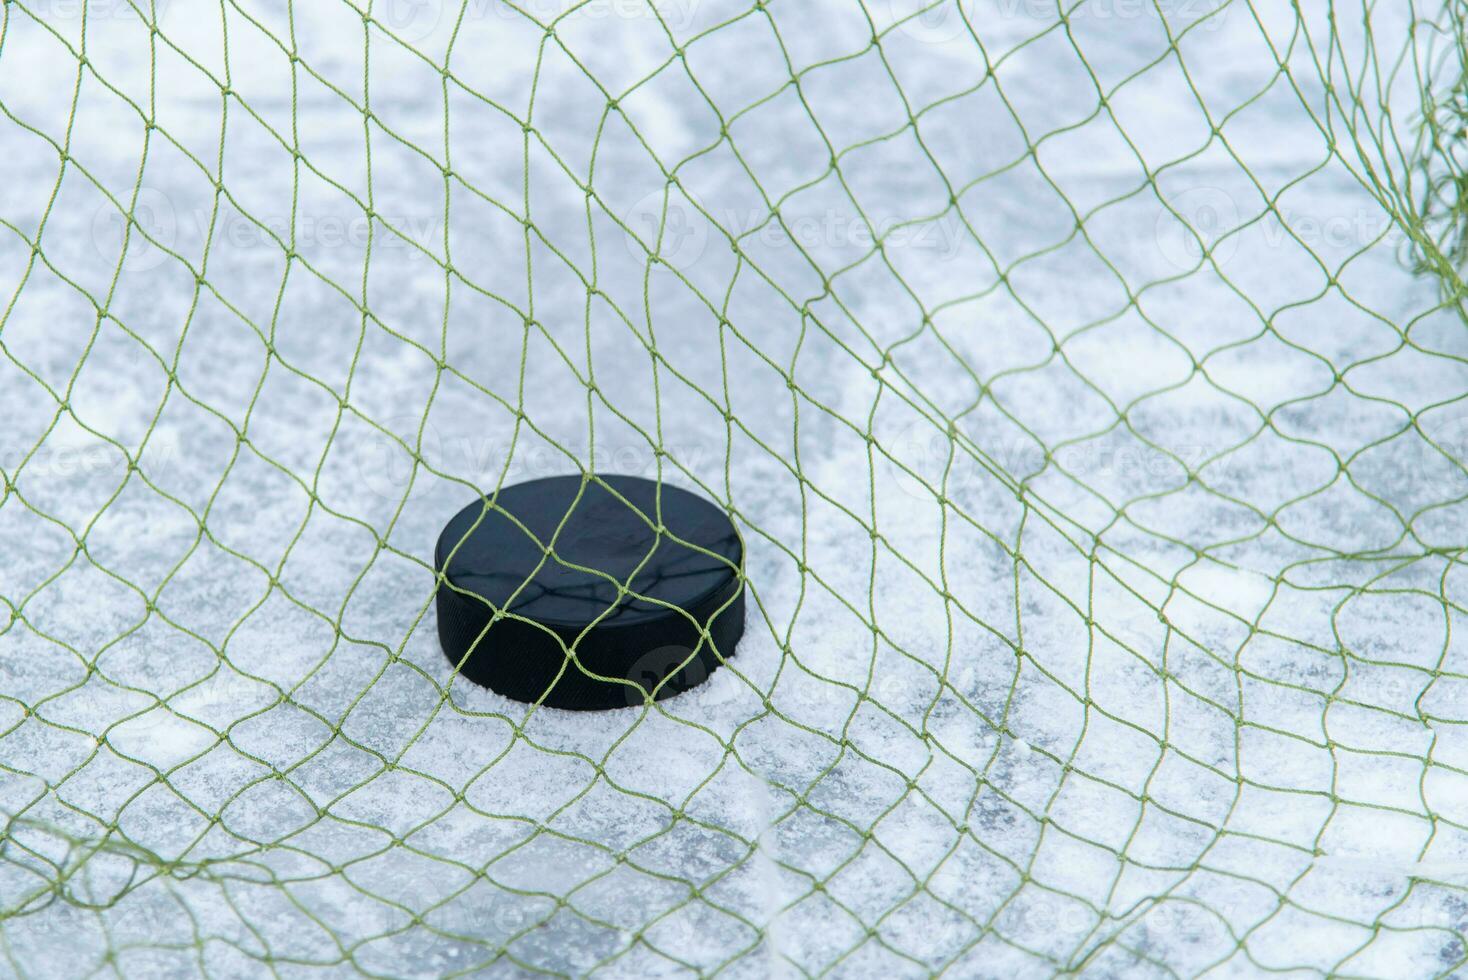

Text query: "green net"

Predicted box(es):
[4, 0, 1468, 975]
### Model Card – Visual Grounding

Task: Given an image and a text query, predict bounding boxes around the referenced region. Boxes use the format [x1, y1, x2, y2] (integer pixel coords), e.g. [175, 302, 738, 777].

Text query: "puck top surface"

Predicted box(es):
[436, 475, 742, 629]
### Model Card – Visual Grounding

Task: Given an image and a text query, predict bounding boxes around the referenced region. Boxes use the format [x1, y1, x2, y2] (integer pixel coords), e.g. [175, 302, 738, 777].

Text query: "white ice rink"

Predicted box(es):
[2, 0, 1468, 976]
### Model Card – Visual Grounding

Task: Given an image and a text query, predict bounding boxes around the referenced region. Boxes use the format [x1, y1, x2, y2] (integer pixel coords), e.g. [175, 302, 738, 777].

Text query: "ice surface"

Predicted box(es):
[2, 0, 1467, 976]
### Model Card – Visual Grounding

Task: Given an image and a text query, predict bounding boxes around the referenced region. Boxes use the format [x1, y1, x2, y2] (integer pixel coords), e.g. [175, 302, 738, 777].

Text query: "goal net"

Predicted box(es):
[2, 0, 1467, 975]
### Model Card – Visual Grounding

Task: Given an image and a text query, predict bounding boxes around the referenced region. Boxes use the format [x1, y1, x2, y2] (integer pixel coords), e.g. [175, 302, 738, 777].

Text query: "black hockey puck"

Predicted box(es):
[434, 474, 744, 710]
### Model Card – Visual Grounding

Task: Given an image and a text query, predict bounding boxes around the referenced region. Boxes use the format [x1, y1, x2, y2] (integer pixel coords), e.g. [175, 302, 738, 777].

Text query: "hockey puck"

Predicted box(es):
[434, 474, 744, 710]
